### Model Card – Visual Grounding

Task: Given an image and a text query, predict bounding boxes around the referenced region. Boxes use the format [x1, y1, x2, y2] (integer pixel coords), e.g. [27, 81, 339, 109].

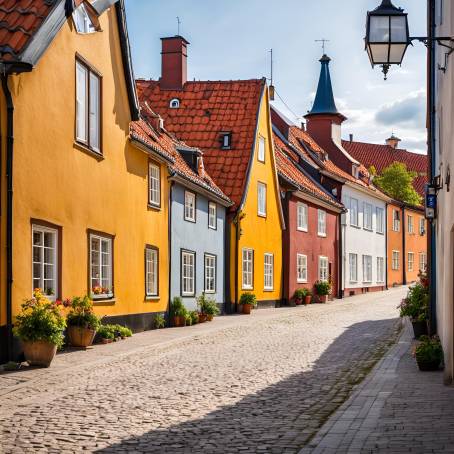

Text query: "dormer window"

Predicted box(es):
[352, 165, 360, 179]
[169, 98, 180, 109]
[220, 132, 232, 150]
[73, 4, 97, 34]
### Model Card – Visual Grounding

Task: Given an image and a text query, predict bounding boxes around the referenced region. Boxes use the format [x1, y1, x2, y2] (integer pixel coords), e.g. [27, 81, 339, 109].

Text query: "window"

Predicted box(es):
[377, 257, 385, 283]
[90, 233, 113, 298]
[297, 254, 308, 283]
[318, 210, 327, 236]
[257, 182, 267, 217]
[258, 136, 266, 162]
[181, 250, 195, 296]
[220, 132, 232, 149]
[145, 246, 158, 297]
[204, 254, 216, 293]
[76, 59, 101, 153]
[376, 207, 385, 234]
[362, 255, 372, 283]
[32, 225, 58, 299]
[184, 191, 196, 222]
[169, 98, 180, 109]
[393, 209, 401, 231]
[319, 256, 329, 281]
[350, 198, 359, 226]
[349, 253, 358, 283]
[264, 253, 274, 290]
[242, 248, 254, 289]
[148, 162, 160, 207]
[408, 215, 414, 234]
[419, 218, 426, 235]
[392, 251, 400, 270]
[419, 252, 427, 272]
[408, 252, 414, 272]
[208, 202, 217, 229]
[297, 203, 308, 231]
[363, 203, 373, 230]
[73, 4, 97, 34]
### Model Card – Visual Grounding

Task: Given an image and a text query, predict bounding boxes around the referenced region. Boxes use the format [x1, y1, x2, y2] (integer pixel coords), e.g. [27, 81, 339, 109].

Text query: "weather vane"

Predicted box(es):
[315, 38, 330, 54]
[177, 16, 181, 36]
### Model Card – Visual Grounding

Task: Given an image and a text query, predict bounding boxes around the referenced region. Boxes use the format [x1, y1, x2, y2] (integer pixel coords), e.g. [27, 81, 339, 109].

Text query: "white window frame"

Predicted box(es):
[393, 209, 401, 232]
[145, 246, 158, 297]
[242, 248, 254, 290]
[376, 207, 385, 234]
[363, 203, 373, 231]
[32, 225, 58, 300]
[419, 252, 427, 272]
[258, 136, 266, 162]
[264, 253, 274, 291]
[148, 162, 161, 207]
[377, 257, 385, 283]
[419, 218, 426, 235]
[350, 198, 359, 227]
[408, 252, 414, 272]
[317, 209, 327, 237]
[297, 202, 308, 232]
[408, 215, 414, 234]
[349, 253, 358, 283]
[184, 191, 196, 222]
[89, 234, 113, 299]
[297, 254, 308, 283]
[204, 254, 216, 294]
[181, 250, 195, 296]
[73, 4, 97, 34]
[169, 98, 180, 109]
[318, 256, 329, 282]
[76, 59, 101, 153]
[257, 182, 267, 217]
[362, 255, 373, 283]
[392, 250, 400, 270]
[208, 201, 217, 230]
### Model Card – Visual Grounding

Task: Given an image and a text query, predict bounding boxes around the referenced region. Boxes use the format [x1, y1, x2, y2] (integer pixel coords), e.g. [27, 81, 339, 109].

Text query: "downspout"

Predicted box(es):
[385, 203, 388, 290]
[167, 179, 174, 322]
[224, 213, 231, 314]
[428, 0, 437, 334]
[402, 206, 407, 285]
[338, 210, 343, 299]
[234, 213, 239, 313]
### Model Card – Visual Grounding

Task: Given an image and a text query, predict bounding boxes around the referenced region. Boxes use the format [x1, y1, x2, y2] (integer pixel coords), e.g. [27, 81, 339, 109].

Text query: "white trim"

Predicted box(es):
[89, 234, 113, 299]
[317, 209, 327, 237]
[208, 201, 217, 230]
[297, 253, 308, 283]
[257, 182, 267, 217]
[148, 162, 161, 207]
[242, 248, 254, 290]
[264, 253, 274, 290]
[297, 202, 308, 232]
[204, 254, 216, 294]
[182, 250, 195, 296]
[318, 256, 329, 282]
[184, 191, 196, 222]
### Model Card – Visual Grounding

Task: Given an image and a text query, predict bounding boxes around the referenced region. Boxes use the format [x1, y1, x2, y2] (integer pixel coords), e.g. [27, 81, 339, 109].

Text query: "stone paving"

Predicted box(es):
[301, 318, 454, 454]
[0, 288, 406, 453]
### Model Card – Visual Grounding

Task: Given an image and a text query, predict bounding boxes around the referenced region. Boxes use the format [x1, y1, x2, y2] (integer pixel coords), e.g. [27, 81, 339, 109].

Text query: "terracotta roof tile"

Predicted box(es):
[342, 140, 428, 196]
[137, 78, 265, 209]
[0, 0, 58, 61]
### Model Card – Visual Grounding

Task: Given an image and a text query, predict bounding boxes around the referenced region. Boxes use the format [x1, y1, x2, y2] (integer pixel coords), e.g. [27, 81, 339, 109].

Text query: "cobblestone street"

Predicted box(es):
[0, 288, 405, 453]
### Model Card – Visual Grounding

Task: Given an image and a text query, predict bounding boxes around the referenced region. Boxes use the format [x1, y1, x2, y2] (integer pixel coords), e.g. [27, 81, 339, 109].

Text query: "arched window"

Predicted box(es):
[169, 98, 180, 109]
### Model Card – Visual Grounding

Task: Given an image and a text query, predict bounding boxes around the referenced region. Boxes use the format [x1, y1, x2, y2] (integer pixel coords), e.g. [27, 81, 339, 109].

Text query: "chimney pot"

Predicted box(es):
[386, 134, 401, 149]
[160, 36, 190, 90]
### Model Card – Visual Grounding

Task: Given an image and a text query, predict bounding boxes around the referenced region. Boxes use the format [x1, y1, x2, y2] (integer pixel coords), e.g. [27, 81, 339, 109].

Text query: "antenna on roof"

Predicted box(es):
[315, 38, 330, 55]
[177, 16, 181, 36]
[269, 49, 275, 101]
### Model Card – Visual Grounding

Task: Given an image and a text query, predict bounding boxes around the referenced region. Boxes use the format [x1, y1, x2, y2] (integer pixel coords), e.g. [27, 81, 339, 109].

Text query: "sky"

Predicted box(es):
[124, 0, 428, 154]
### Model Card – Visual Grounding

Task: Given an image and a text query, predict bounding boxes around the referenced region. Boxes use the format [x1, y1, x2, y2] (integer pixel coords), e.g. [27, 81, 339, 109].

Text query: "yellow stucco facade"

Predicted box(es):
[0, 9, 169, 334]
[231, 88, 283, 305]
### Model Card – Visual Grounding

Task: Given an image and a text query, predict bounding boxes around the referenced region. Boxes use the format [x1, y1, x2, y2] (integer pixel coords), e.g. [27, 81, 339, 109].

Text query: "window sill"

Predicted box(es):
[350, 224, 361, 229]
[349, 281, 358, 284]
[184, 218, 196, 224]
[74, 141, 104, 161]
[148, 203, 161, 212]
[264, 288, 274, 292]
[317, 233, 327, 238]
[93, 298, 116, 306]
[181, 294, 195, 298]
[297, 228, 308, 233]
[204, 290, 216, 294]
[363, 228, 373, 232]
[145, 296, 160, 302]
[242, 287, 253, 291]
[257, 213, 267, 218]
[297, 280, 308, 284]
[376, 231, 385, 235]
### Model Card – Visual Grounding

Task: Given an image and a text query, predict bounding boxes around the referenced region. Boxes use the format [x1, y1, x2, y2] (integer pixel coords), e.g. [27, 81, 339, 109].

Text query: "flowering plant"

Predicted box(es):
[13, 289, 66, 347]
[92, 286, 111, 296]
[398, 281, 428, 321]
[314, 280, 331, 296]
[66, 295, 100, 331]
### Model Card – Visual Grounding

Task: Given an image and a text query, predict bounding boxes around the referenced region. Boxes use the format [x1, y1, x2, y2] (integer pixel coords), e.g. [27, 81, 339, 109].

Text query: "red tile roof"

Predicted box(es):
[130, 105, 231, 203]
[0, 0, 58, 61]
[342, 140, 428, 196]
[137, 78, 265, 209]
[274, 132, 343, 209]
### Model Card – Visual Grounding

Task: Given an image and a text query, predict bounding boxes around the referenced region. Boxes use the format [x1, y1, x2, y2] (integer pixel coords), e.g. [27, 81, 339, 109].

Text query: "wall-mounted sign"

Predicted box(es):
[425, 186, 437, 220]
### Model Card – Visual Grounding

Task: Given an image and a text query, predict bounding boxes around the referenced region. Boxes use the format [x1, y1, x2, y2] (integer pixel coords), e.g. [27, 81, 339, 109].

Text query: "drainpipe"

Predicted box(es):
[402, 206, 407, 285]
[385, 203, 388, 290]
[338, 210, 343, 299]
[224, 213, 231, 313]
[167, 179, 174, 323]
[234, 213, 239, 313]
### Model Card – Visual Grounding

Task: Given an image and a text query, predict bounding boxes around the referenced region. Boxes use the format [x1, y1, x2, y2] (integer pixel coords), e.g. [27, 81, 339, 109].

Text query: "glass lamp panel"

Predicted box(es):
[369, 43, 390, 64]
[369, 16, 390, 42]
[389, 44, 407, 64]
[390, 15, 408, 42]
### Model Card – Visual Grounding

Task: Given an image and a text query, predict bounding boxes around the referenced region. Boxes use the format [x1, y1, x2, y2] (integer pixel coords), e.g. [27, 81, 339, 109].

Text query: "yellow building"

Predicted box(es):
[0, 0, 170, 362]
[137, 36, 284, 310]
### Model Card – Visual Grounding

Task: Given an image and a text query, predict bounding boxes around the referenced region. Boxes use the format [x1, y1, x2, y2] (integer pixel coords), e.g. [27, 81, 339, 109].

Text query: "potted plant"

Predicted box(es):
[399, 281, 429, 338]
[189, 310, 199, 325]
[154, 314, 166, 329]
[13, 289, 66, 367]
[314, 281, 331, 303]
[240, 292, 257, 314]
[97, 325, 115, 344]
[414, 335, 443, 371]
[204, 299, 220, 321]
[65, 296, 100, 348]
[302, 288, 312, 305]
[170, 297, 187, 327]
[196, 293, 213, 322]
[293, 289, 305, 306]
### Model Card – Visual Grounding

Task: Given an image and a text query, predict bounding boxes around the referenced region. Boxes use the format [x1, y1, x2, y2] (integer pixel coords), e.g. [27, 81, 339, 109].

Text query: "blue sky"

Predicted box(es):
[124, 0, 427, 153]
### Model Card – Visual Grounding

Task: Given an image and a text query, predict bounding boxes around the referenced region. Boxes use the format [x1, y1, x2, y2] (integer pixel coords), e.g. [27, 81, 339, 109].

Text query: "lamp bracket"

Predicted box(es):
[410, 36, 454, 72]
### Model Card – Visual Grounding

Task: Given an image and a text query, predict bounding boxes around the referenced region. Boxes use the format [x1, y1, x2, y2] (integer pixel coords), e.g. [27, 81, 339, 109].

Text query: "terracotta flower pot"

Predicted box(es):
[304, 295, 312, 305]
[206, 314, 214, 321]
[67, 325, 96, 348]
[319, 295, 328, 304]
[22, 340, 57, 368]
[172, 316, 186, 327]
[242, 303, 252, 315]
[101, 338, 111, 344]
[198, 314, 207, 323]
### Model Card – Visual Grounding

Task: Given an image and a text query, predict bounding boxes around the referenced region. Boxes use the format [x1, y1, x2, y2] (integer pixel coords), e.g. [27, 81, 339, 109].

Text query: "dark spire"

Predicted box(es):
[308, 54, 339, 116]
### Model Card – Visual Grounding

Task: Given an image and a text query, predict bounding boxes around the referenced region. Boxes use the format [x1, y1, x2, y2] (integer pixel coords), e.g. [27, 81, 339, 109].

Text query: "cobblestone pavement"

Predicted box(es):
[0, 288, 406, 453]
[301, 318, 454, 454]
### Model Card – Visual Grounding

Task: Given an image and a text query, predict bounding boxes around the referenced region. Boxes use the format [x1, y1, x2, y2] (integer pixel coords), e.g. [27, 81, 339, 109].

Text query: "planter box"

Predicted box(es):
[22, 340, 57, 368]
[172, 316, 186, 327]
[67, 326, 96, 348]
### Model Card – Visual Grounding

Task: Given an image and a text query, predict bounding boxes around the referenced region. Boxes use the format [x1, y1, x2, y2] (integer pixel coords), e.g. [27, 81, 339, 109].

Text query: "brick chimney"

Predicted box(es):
[160, 36, 189, 90]
[386, 134, 401, 149]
